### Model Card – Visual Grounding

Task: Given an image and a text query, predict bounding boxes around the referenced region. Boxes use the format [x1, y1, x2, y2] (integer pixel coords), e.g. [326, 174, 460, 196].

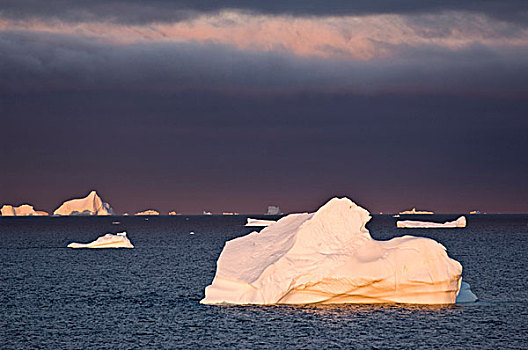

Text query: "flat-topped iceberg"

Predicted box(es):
[135, 209, 159, 216]
[1, 204, 48, 216]
[67, 231, 134, 248]
[53, 191, 114, 216]
[202, 197, 475, 305]
[397, 216, 466, 228]
[245, 218, 276, 227]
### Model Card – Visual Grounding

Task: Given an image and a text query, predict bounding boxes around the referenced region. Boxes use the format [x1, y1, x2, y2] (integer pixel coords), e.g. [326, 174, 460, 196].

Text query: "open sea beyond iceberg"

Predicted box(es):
[1, 214, 527, 349]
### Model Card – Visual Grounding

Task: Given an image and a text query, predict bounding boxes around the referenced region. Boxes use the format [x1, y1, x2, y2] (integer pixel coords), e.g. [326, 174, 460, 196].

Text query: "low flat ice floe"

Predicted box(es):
[244, 218, 277, 227]
[202, 197, 476, 305]
[67, 232, 134, 248]
[397, 216, 466, 228]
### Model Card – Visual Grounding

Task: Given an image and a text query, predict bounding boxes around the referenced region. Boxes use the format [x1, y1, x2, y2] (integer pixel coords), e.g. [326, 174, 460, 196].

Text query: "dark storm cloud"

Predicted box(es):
[1, 31, 527, 97]
[1, 0, 527, 25]
[1, 90, 527, 213]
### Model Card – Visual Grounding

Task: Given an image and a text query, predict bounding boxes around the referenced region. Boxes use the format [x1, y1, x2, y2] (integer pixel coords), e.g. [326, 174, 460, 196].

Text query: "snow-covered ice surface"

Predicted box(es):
[397, 216, 466, 228]
[67, 232, 134, 248]
[1, 204, 47, 216]
[53, 191, 114, 216]
[245, 218, 277, 227]
[202, 197, 475, 305]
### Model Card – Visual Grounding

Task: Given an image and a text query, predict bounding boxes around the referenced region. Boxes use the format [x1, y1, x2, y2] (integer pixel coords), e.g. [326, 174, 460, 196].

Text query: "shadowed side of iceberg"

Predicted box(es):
[455, 281, 478, 303]
[201, 197, 476, 305]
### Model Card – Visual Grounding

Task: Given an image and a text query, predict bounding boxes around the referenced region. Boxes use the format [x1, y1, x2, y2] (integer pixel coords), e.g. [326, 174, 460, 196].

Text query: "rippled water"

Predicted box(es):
[1, 215, 527, 349]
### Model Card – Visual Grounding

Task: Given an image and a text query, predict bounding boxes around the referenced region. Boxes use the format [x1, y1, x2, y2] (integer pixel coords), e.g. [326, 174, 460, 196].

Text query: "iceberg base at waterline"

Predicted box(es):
[397, 216, 466, 228]
[67, 232, 134, 248]
[201, 197, 476, 305]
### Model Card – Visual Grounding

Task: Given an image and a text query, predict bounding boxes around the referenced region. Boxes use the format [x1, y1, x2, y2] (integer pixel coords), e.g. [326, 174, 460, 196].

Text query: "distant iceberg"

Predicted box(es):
[399, 208, 434, 215]
[202, 197, 475, 305]
[67, 231, 134, 248]
[266, 206, 281, 215]
[168, 211, 178, 215]
[397, 216, 466, 228]
[135, 209, 159, 216]
[245, 218, 276, 227]
[53, 191, 114, 216]
[1, 204, 48, 216]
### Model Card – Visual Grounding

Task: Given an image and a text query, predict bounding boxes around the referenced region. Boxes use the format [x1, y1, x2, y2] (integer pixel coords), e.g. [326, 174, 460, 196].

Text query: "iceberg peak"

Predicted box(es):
[53, 190, 114, 216]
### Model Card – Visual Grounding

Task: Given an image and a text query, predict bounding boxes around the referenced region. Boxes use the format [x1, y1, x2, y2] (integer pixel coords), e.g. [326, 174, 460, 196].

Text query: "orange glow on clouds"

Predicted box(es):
[1, 11, 527, 60]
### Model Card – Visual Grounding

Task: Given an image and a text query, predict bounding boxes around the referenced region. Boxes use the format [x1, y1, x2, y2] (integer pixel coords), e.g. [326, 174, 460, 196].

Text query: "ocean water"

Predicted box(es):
[1, 214, 527, 349]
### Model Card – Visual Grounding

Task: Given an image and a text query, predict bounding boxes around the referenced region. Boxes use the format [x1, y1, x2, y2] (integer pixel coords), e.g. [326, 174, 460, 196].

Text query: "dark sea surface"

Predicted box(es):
[1, 214, 527, 349]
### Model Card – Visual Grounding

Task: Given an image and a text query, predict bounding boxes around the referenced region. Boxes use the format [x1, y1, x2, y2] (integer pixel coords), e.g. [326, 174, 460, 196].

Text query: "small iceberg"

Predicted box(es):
[397, 216, 466, 228]
[455, 281, 478, 303]
[67, 231, 134, 248]
[135, 209, 159, 216]
[266, 205, 281, 215]
[245, 218, 277, 227]
[202, 197, 475, 305]
[399, 208, 434, 215]
[1, 204, 48, 216]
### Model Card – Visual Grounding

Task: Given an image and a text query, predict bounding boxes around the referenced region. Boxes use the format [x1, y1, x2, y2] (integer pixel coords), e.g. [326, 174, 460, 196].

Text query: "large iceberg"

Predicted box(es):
[1, 204, 48, 216]
[202, 197, 475, 305]
[53, 191, 114, 216]
[245, 218, 276, 227]
[397, 216, 466, 228]
[67, 231, 134, 248]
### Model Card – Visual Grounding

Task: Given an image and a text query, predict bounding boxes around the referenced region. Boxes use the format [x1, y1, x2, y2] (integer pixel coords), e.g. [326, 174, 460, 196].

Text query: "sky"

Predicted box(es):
[1, 1, 527, 214]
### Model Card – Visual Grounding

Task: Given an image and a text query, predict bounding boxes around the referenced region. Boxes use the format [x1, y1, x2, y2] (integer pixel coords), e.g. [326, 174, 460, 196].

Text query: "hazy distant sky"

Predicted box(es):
[1, 1, 527, 214]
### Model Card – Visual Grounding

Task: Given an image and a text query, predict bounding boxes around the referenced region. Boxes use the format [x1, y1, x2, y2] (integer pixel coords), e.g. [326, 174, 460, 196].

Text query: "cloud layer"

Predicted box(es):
[1, 0, 527, 25]
[1, 9, 527, 97]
